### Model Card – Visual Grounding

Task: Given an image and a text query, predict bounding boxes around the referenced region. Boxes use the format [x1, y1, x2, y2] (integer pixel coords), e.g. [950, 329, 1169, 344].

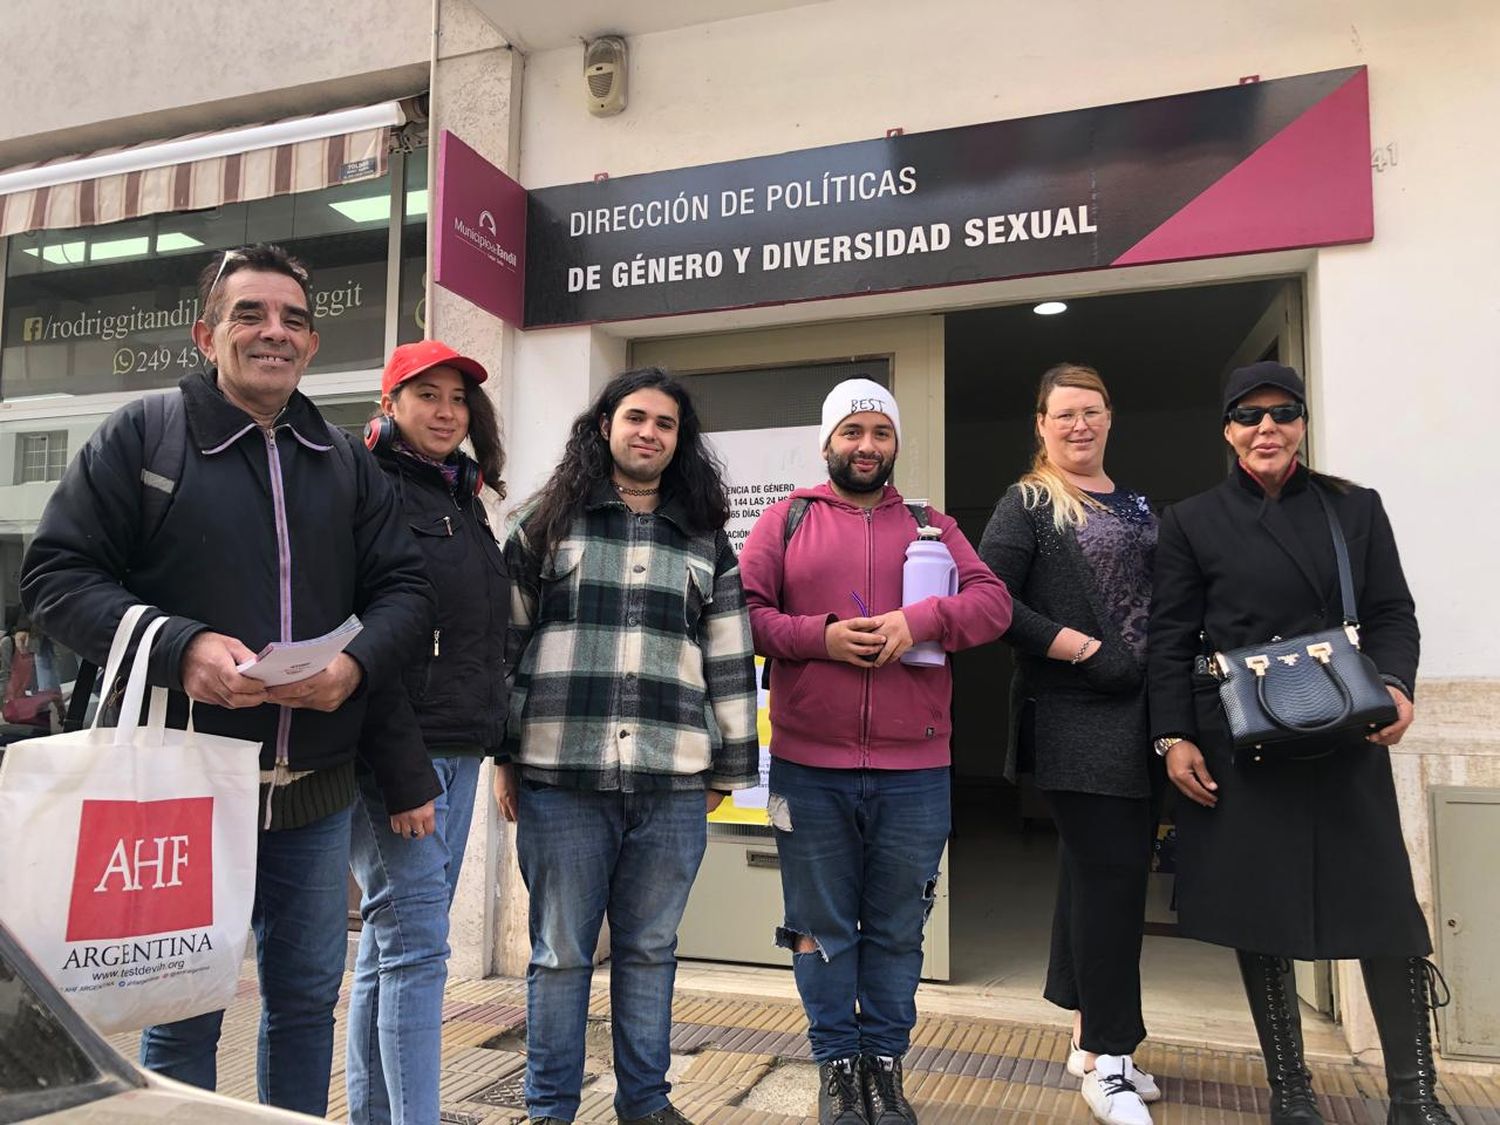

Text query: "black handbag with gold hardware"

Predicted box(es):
[1211, 486, 1398, 759]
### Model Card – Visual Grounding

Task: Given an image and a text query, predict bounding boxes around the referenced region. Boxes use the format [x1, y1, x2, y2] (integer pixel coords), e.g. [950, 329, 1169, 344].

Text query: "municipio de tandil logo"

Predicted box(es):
[453, 208, 518, 271]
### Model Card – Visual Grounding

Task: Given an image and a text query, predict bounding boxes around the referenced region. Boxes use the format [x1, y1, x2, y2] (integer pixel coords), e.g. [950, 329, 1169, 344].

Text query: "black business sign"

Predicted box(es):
[524, 67, 1371, 327]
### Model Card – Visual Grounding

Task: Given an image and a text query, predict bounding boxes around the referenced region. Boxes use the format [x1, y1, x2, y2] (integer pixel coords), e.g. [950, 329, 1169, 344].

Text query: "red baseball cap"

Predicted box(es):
[381, 340, 488, 397]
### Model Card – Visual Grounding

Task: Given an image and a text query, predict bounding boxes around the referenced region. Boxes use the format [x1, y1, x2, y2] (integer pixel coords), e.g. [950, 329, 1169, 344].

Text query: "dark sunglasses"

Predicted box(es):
[1226, 402, 1306, 426]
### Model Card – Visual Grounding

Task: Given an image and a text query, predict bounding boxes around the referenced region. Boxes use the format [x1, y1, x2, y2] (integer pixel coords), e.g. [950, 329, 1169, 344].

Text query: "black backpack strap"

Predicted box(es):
[139, 390, 187, 543]
[324, 420, 358, 473]
[63, 660, 97, 732]
[761, 497, 815, 691]
[781, 496, 811, 546]
[103, 390, 187, 730]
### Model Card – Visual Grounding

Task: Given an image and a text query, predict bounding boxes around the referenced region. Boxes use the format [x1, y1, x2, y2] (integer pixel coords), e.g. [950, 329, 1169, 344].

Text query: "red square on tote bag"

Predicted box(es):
[66, 797, 215, 941]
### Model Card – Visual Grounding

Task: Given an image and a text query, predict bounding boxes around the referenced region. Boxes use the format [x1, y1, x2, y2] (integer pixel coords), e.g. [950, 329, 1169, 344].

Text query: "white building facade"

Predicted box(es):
[2, 0, 1496, 1065]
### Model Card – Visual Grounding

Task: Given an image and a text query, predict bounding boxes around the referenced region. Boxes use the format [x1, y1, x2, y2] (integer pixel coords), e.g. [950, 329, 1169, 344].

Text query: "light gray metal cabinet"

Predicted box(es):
[1430, 786, 1500, 1061]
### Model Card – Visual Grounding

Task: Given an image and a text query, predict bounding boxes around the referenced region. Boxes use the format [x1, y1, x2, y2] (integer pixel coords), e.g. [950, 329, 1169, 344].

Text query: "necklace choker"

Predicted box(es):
[614, 482, 660, 496]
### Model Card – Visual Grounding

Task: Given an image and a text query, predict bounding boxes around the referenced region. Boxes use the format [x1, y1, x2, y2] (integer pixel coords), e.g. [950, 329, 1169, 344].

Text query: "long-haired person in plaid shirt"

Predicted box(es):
[494, 368, 759, 1125]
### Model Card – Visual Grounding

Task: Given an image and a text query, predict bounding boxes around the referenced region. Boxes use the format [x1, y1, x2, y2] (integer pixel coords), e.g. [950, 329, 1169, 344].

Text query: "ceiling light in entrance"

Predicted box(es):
[1033, 301, 1068, 316]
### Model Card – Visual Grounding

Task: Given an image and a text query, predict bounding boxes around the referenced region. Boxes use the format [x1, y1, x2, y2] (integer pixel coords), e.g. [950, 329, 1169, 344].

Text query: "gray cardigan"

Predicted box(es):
[977, 484, 1153, 798]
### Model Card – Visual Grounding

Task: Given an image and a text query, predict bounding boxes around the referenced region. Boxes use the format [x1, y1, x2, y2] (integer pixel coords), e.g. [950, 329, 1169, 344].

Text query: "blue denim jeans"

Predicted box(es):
[346, 754, 482, 1125]
[516, 783, 707, 1122]
[139, 804, 353, 1116]
[768, 759, 950, 1062]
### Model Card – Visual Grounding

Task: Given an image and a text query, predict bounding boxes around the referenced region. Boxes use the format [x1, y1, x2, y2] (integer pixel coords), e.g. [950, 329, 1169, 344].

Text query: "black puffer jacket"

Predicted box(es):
[20, 371, 437, 810]
[375, 445, 510, 755]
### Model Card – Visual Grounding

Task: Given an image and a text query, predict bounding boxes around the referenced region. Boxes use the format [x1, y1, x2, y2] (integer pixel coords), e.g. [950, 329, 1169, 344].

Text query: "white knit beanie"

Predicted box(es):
[819, 378, 901, 451]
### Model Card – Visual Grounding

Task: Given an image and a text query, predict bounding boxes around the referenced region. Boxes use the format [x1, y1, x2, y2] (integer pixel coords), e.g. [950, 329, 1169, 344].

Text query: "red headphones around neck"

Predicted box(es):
[364, 414, 484, 498]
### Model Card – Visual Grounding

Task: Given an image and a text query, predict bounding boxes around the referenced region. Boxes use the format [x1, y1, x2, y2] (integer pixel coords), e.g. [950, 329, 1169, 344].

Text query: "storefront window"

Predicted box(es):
[0, 156, 426, 401]
[13, 433, 67, 484]
[319, 395, 381, 441]
[0, 408, 114, 680]
[683, 359, 890, 432]
[0, 149, 428, 716]
[398, 151, 428, 345]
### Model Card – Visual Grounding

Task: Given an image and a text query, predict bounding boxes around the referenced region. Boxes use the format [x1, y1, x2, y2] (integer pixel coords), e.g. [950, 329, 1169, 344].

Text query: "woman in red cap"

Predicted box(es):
[347, 340, 510, 1125]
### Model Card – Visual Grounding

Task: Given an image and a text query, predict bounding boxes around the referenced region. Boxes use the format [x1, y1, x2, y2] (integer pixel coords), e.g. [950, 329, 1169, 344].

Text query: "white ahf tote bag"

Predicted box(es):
[0, 604, 260, 1034]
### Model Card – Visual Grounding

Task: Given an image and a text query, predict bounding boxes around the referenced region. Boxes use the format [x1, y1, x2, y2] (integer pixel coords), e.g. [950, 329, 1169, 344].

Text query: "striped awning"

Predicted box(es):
[0, 100, 419, 239]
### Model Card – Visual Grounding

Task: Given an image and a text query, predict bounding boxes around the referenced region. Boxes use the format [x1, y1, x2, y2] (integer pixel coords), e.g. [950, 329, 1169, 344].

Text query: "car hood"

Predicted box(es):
[29, 1075, 320, 1122]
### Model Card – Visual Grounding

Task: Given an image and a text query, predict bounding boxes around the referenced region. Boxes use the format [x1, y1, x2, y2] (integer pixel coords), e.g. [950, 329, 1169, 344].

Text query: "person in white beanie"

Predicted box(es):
[817, 377, 903, 456]
[738, 377, 1012, 1125]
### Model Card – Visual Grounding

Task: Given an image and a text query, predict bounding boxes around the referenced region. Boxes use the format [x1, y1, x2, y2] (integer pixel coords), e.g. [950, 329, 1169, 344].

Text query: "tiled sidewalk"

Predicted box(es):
[112, 968, 1500, 1124]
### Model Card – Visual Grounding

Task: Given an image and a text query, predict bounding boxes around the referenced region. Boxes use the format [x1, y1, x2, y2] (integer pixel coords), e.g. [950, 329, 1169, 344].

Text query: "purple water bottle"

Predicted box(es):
[900, 526, 957, 667]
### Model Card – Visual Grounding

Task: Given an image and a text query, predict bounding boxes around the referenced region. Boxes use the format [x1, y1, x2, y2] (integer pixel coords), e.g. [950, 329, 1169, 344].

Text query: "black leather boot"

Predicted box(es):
[818, 1057, 870, 1125]
[862, 1054, 918, 1125]
[1236, 951, 1324, 1125]
[1361, 957, 1456, 1125]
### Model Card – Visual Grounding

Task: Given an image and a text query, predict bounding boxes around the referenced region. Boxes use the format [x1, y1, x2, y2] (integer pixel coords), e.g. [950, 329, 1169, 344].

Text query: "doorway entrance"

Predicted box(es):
[942, 275, 1340, 1045]
[640, 274, 1346, 1054]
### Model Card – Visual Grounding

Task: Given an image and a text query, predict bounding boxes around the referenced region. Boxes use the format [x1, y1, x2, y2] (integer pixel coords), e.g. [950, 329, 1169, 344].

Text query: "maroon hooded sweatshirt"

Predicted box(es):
[739, 482, 1012, 770]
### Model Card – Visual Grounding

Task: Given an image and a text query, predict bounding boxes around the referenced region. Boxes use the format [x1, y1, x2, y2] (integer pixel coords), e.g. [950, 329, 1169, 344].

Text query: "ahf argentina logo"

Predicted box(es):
[23, 316, 44, 342]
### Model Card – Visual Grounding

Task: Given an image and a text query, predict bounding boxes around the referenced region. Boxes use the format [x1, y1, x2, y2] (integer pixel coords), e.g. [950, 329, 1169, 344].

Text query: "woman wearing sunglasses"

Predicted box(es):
[1148, 362, 1449, 1125]
[979, 363, 1162, 1125]
[347, 340, 511, 1125]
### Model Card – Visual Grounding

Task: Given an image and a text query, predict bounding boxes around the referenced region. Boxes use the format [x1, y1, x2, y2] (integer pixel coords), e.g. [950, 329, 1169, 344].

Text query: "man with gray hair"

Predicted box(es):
[21, 243, 436, 1116]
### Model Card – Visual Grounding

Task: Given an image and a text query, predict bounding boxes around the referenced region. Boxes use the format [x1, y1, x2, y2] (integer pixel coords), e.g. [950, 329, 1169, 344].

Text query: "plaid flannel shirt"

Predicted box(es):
[502, 483, 759, 792]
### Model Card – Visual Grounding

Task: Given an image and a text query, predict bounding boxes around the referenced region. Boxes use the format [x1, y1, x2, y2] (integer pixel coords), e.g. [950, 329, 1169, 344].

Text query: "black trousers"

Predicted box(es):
[1041, 788, 1155, 1056]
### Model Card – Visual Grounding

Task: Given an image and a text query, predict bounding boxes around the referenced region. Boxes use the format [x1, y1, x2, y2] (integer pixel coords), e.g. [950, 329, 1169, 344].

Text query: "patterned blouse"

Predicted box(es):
[1076, 488, 1157, 658]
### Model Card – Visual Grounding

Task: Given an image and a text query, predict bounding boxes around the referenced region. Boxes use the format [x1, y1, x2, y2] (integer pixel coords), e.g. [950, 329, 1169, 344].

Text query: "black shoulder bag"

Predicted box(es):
[1211, 485, 1397, 762]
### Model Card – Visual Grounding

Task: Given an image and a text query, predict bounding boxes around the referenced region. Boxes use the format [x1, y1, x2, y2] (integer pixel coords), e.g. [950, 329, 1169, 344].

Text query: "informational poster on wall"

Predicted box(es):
[707, 424, 822, 553]
[705, 424, 823, 825]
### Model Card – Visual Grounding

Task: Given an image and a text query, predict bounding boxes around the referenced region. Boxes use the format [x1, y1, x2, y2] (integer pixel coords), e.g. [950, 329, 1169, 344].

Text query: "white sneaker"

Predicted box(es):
[1069, 1040, 1161, 1102]
[1082, 1055, 1154, 1125]
[1066, 1038, 1090, 1077]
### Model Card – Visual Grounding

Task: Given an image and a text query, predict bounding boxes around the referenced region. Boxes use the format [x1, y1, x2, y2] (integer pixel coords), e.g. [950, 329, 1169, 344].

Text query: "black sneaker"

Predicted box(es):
[617, 1104, 693, 1125]
[530, 1119, 570, 1125]
[862, 1054, 918, 1125]
[820, 1057, 870, 1124]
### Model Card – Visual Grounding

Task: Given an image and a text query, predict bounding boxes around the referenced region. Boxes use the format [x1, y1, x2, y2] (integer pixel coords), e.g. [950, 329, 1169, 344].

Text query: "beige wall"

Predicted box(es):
[0, 0, 434, 166]
[423, 0, 524, 980]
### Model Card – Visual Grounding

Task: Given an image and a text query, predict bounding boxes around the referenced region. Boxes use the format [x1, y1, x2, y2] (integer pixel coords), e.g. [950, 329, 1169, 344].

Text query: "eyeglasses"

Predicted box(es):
[207, 248, 310, 297]
[1046, 408, 1109, 428]
[1226, 402, 1306, 426]
[207, 249, 246, 298]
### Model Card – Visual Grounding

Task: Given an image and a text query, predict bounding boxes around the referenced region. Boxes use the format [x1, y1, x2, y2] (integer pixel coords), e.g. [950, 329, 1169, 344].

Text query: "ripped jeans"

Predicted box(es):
[768, 759, 950, 1062]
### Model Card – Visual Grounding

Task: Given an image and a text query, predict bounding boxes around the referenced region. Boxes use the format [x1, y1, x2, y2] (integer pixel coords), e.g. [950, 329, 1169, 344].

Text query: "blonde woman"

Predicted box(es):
[979, 364, 1162, 1125]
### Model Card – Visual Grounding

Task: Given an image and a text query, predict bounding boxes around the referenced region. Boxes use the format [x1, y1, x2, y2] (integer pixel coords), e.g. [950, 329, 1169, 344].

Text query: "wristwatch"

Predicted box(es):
[1153, 736, 1185, 758]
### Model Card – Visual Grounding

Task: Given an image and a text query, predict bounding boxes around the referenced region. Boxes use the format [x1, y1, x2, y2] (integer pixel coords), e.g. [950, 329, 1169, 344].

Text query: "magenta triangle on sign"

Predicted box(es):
[1113, 69, 1373, 266]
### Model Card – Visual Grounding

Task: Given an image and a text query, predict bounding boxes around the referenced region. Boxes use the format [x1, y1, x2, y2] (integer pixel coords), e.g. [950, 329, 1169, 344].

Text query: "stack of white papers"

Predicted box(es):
[236, 615, 363, 686]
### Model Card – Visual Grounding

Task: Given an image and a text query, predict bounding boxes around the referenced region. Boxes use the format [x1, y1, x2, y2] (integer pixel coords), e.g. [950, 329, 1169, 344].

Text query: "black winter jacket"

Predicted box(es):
[1146, 463, 1426, 958]
[20, 372, 438, 811]
[372, 446, 510, 755]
